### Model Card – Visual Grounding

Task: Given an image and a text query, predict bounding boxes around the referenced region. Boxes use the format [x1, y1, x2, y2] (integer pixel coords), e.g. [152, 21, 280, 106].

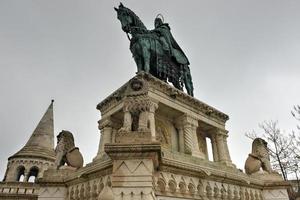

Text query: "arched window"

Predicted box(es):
[16, 166, 25, 182]
[27, 166, 39, 183]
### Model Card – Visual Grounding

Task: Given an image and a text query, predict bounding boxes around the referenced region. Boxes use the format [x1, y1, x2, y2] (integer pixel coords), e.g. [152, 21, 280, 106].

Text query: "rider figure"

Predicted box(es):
[153, 17, 194, 96]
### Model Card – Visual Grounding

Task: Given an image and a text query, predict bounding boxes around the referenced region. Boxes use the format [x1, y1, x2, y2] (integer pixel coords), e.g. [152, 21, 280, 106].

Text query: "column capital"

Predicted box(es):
[98, 117, 113, 130]
[175, 114, 198, 127]
[216, 129, 228, 136]
[149, 101, 158, 113]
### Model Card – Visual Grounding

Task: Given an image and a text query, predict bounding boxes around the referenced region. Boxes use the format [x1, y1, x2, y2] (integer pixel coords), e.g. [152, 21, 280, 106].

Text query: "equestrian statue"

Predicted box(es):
[114, 3, 194, 96]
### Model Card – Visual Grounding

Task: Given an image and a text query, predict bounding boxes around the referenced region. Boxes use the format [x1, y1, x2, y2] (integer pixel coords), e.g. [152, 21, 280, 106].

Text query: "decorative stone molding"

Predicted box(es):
[67, 175, 111, 200]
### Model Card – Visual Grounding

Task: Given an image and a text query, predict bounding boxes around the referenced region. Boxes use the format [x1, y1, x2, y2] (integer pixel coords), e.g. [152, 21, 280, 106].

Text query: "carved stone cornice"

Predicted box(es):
[96, 73, 229, 123]
[142, 73, 229, 123]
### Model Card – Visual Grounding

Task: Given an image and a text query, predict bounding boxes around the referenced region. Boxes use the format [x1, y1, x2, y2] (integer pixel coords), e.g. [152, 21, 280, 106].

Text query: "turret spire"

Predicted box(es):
[24, 100, 54, 149]
[11, 100, 55, 160]
[4, 101, 56, 182]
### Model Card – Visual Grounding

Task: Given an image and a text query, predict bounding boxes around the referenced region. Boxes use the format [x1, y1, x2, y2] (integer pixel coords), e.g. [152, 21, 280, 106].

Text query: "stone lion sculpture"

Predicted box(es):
[55, 130, 84, 169]
[244, 138, 273, 175]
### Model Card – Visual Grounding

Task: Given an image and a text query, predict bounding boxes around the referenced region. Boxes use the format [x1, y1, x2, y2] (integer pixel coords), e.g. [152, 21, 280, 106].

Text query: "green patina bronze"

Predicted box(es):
[114, 3, 194, 96]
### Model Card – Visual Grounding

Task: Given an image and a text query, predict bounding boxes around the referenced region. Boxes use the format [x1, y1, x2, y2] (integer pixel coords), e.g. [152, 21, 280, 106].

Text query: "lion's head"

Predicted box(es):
[56, 130, 75, 152]
[252, 138, 269, 159]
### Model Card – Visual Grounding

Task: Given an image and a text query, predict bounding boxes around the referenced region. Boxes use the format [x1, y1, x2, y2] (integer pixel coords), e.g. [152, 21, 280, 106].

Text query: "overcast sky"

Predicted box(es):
[0, 0, 300, 178]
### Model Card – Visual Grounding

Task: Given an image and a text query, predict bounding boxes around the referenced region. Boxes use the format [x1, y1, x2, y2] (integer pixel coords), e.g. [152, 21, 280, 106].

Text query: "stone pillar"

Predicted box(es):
[215, 129, 233, 166]
[111, 128, 117, 143]
[211, 135, 219, 162]
[148, 102, 158, 141]
[94, 118, 113, 160]
[123, 110, 132, 132]
[176, 115, 205, 158]
[138, 111, 149, 131]
[176, 126, 185, 153]
[24, 169, 30, 182]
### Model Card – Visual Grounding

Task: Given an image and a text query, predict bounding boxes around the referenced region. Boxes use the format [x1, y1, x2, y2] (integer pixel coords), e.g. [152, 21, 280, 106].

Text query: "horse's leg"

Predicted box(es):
[132, 42, 144, 72]
[142, 39, 151, 73]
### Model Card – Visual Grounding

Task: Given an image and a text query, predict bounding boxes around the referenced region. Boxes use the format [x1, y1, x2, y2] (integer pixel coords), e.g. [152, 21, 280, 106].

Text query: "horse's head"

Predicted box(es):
[114, 3, 147, 34]
[114, 3, 133, 33]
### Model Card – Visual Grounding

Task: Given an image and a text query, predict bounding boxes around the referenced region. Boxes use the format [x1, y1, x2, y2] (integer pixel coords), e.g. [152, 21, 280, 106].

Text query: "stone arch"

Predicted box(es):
[16, 165, 25, 182]
[27, 166, 39, 182]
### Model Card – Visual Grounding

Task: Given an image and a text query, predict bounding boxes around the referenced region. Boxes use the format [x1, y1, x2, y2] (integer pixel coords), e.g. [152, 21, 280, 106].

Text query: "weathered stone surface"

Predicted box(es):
[0, 74, 290, 200]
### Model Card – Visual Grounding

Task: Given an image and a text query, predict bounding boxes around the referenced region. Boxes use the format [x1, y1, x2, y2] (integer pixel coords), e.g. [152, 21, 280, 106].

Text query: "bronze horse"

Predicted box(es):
[114, 3, 186, 92]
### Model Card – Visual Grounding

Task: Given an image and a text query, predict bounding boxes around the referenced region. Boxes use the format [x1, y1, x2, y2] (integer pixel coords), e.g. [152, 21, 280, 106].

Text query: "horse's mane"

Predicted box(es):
[119, 6, 147, 30]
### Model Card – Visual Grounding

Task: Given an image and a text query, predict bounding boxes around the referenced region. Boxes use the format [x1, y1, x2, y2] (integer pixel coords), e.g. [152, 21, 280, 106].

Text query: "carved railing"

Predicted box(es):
[0, 182, 38, 199]
[154, 171, 264, 200]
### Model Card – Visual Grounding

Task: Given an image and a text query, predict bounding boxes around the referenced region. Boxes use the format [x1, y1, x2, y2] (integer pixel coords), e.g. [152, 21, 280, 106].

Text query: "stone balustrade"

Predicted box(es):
[0, 182, 38, 199]
[154, 171, 263, 200]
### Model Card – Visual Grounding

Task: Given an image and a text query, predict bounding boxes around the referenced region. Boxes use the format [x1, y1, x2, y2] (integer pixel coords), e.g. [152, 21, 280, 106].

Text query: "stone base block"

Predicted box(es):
[38, 187, 66, 200]
[262, 189, 289, 200]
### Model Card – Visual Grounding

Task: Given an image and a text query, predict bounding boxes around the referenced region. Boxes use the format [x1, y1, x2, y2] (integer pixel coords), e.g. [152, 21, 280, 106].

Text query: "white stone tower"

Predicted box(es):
[3, 100, 56, 182]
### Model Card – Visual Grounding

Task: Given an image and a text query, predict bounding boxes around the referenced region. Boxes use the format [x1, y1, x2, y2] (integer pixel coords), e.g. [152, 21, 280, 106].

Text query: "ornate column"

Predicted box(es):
[176, 115, 205, 158]
[215, 129, 233, 166]
[94, 118, 113, 160]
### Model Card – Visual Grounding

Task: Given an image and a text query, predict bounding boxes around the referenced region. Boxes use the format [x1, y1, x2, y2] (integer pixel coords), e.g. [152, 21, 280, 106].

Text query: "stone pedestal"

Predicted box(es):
[251, 172, 290, 200]
[37, 169, 72, 200]
[262, 189, 289, 200]
[38, 187, 66, 200]
[105, 143, 161, 200]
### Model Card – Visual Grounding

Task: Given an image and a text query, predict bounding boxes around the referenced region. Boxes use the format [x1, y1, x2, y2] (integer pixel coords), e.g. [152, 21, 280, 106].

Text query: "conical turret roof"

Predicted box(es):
[10, 100, 56, 161]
